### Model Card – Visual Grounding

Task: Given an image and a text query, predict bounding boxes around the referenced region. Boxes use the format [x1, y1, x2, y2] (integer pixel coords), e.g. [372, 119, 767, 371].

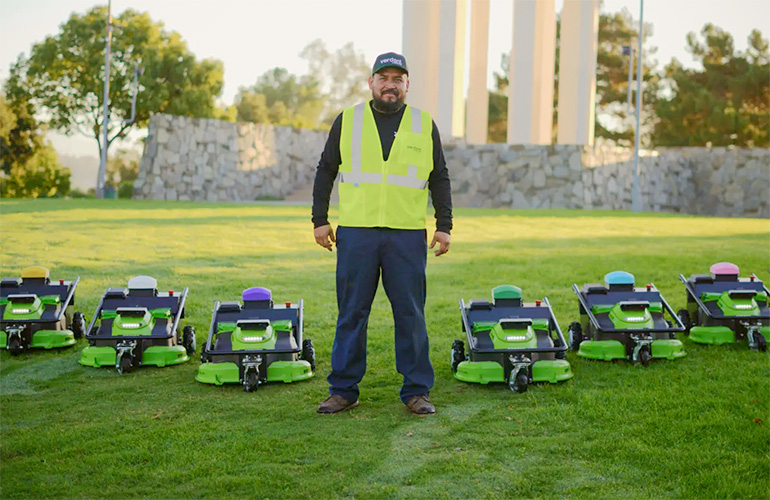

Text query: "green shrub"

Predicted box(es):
[0, 145, 70, 198]
[118, 181, 135, 199]
[68, 188, 95, 199]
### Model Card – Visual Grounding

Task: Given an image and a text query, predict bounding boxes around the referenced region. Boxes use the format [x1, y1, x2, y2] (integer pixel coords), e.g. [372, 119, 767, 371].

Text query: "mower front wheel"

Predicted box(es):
[72, 312, 86, 339]
[451, 340, 465, 373]
[755, 332, 767, 352]
[509, 370, 528, 393]
[568, 322, 582, 351]
[118, 355, 133, 374]
[638, 345, 652, 366]
[183, 325, 196, 356]
[677, 309, 691, 332]
[244, 369, 259, 392]
[302, 339, 316, 371]
[8, 336, 22, 356]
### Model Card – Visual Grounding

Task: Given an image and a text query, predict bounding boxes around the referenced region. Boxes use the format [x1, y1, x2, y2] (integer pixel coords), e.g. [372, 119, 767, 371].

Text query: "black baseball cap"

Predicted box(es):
[372, 52, 409, 75]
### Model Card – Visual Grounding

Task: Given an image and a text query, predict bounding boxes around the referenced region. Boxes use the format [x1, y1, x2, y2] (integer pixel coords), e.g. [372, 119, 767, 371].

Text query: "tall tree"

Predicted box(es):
[487, 53, 510, 143]
[300, 39, 371, 124]
[652, 26, 769, 147]
[5, 6, 224, 166]
[236, 40, 369, 129]
[0, 85, 43, 175]
[592, 9, 657, 144]
[0, 91, 71, 198]
[236, 68, 324, 128]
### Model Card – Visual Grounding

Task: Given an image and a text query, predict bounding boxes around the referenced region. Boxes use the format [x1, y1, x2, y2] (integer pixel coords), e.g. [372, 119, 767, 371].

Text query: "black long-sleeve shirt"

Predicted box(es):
[311, 102, 453, 234]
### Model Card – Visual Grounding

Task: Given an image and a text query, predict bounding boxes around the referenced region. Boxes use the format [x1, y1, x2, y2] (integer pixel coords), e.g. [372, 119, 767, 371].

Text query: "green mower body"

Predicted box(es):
[0, 267, 84, 355]
[79, 277, 194, 374]
[570, 271, 686, 364]
[678, 263, 769, 351]
[453, 285, 573, 393]
[197, 288, 314, 392]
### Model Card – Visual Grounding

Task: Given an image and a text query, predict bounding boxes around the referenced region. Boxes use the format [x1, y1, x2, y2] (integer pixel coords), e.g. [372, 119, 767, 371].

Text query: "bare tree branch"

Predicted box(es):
[107, 122, 134, 148]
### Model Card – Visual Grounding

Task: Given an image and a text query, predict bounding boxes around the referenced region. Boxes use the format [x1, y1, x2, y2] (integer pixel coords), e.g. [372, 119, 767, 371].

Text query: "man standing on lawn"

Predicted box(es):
[311, 52, 453, 415]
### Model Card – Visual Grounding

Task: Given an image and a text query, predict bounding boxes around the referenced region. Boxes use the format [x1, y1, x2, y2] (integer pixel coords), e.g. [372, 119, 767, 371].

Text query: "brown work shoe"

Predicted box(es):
[405, 394, 435, 415]
[317, 394, 359, 414]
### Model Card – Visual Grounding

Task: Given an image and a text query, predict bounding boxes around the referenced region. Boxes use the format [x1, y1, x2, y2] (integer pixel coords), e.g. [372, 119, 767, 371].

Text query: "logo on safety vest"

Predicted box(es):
[406, 145, 422, 153]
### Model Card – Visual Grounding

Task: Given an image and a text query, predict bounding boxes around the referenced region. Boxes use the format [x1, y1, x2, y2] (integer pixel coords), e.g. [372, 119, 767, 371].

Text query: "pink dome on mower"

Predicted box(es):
[710, 262, 739, 277]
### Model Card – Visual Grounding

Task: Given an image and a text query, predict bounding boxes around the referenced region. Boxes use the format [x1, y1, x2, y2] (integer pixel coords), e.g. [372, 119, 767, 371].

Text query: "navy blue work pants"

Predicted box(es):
[328, 226, 434, 403]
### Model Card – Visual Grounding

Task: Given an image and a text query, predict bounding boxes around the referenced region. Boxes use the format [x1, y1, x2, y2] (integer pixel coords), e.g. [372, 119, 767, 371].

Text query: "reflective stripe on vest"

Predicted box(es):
[340, 103, 383, 185]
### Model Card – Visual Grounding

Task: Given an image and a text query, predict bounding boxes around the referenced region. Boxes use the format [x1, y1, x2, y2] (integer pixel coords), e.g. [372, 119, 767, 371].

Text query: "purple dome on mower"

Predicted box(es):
[710, 262, 739, 277]
[243, 287, 271, 302]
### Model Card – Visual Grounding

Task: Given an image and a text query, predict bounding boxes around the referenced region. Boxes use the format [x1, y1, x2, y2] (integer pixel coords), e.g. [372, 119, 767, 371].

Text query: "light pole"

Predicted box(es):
[631, 0, 644, 212]
[96, 0, 113, 199]
[622, 45, 634, 113]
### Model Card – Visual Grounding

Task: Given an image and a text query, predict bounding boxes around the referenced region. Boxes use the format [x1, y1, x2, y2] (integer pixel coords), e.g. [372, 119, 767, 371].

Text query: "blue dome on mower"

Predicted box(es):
[604, 271, 635, 287]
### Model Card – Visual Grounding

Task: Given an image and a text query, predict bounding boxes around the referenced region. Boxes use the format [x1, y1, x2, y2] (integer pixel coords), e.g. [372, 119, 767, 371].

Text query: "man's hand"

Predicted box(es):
[429, 231, 451, 256]
[314, 224, 335, 251]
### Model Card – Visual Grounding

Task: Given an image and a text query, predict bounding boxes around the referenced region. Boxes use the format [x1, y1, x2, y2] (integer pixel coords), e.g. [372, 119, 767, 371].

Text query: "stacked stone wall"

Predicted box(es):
[445, 144, 584, 209]
[582, 147, 769, 217]
[134, 113, 769, 218]
[134, 114, 326, 201]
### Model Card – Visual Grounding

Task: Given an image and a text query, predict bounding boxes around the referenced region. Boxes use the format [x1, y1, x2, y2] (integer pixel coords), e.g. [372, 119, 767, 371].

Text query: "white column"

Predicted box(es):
[507, 0, 556, 144]
[466, 0, 490, 145]
[437, 0, 467, 138]
[402, 0, 441, 118]
[557, 0, 599, 145]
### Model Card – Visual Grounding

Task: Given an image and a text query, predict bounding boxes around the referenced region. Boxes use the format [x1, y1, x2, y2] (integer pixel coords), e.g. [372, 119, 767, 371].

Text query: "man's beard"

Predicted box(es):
[372, 91, 405, 114]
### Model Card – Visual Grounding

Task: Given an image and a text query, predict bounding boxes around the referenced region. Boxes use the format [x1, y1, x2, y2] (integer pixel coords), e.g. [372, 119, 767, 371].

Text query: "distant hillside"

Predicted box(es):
[59, 154, 98, 191]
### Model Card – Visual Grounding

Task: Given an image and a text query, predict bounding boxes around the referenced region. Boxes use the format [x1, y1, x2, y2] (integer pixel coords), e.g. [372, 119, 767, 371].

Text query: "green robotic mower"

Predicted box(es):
[1, 266, 85, 355]
[678, 262, 769, 351]
[196, 287, 314, 392]
[453, 285, 573, 393]
[569, 271, 686, 364]
[79, 276, 195, 374]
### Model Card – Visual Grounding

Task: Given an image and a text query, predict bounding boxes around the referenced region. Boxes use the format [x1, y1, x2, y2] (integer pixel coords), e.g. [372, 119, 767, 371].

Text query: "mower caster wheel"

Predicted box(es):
[244, 370, 259, 392]
[8, 337, 22, 356]
[118, 355, 133, 374]
[200, 344, 209, 363]
[72, 312, 86, 339]
[677, 309, 691, 332]
[451, 340, 465, 373]
[638, 345, 652, 366]
[555, 350, 567, 360]
[183, 325, 196, 356]
[568, 322, 582, 351]
[755, 332, 767, 352]
[509, 370, 528, 393]
[302, 339, 316, 371]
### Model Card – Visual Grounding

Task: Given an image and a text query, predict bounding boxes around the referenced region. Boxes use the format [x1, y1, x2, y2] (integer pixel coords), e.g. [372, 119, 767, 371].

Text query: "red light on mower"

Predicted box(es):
[750, 274, 756, 281]
[535, 300, 541, 306]
[168, 290, 174, 296]
[646, 284, 652, 291]
[285, 302, 291, 307]
[59, 279, 64, 285]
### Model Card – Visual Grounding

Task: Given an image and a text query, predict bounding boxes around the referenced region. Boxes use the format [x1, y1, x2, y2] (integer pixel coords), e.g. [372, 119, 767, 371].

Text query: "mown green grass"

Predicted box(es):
[1, 199, 768, 499]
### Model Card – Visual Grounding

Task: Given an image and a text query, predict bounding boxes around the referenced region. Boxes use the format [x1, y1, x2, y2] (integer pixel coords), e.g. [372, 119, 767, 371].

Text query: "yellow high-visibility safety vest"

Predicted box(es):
[338, 102, 434, 230]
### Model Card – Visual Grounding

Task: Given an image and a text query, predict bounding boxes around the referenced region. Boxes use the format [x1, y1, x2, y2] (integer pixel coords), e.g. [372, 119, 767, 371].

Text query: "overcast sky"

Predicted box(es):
[1, 0, 768, 156]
